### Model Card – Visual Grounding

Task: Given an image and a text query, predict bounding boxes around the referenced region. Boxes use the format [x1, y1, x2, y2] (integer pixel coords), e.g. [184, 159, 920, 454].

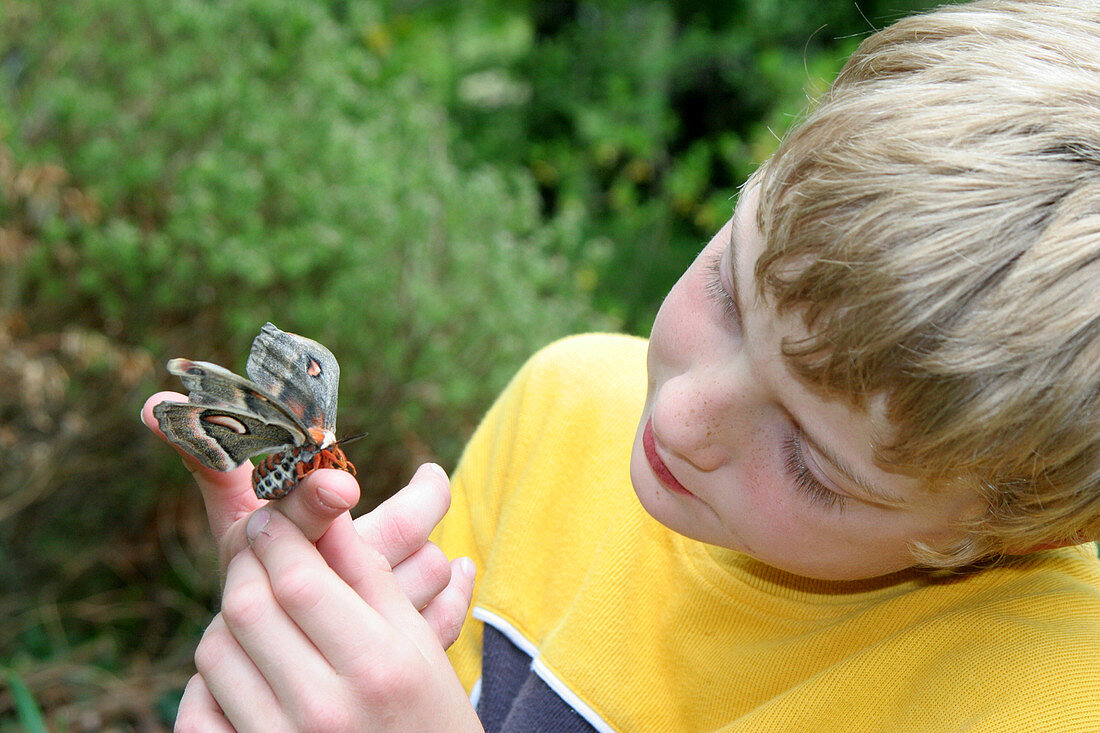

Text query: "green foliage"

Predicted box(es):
[4, 0, 607, 494]
[2, 0, 605, 723]
[0, 0, 958, 725]
[431, 0, 962, 331]
[4, 669, 47, 733]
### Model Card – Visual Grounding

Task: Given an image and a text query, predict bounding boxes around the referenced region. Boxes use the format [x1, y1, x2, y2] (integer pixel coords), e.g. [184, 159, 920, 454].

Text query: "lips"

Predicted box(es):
[643, 418, 693, 496]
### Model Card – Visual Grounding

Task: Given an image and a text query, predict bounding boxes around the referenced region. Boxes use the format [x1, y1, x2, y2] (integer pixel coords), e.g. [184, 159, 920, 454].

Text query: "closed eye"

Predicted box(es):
[782, 431, 849, 512]
[704, 249, 742, 324]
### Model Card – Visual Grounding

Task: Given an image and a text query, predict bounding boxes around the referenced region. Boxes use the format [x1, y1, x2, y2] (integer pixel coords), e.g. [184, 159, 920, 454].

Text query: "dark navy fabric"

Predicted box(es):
[477, 625, 600, 733]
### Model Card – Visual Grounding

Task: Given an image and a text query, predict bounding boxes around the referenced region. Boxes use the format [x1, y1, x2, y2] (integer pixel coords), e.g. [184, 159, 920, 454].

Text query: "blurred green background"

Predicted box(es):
[1, 0, 952, 728]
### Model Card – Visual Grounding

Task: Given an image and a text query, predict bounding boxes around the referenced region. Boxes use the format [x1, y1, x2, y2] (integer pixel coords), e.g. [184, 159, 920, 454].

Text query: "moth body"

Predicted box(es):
[253, 443, 355, 500]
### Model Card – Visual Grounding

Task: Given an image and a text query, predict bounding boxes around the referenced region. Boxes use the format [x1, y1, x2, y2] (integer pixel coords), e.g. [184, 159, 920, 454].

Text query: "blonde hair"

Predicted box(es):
[754, 0, 1100, 566]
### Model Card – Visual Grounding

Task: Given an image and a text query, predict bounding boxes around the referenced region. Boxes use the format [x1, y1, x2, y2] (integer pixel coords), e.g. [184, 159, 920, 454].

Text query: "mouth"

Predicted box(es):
[642, 418, 693, 497]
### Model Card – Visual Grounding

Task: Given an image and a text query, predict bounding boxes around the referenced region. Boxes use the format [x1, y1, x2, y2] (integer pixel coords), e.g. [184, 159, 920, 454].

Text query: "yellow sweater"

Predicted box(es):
[434, 334, 1100, 732]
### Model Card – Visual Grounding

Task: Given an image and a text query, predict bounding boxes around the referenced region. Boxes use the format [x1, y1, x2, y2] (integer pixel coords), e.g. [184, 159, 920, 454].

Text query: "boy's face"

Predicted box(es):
[630, 183, 983, 581]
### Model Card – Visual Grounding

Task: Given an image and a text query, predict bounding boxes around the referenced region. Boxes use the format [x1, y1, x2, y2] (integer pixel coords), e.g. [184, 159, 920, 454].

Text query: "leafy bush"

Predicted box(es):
[1, 0, 957, 726]
[1, 0, 606, 724]
[4, 0, 607, 491]
[432, 0, 964, 330]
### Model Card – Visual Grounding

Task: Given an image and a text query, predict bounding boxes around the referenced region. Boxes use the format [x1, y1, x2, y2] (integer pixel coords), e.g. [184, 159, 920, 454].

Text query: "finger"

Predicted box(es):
[321, 512, 451, 609]
[217, 549, 336, 705]
[390, 542, 453, 610]
[209, 470, 358, 586]
[142, 391, 260, 544]
[145, 394, 358, 571]
[174, 674, 236, 733]
[352, 463, 451, 568]
[192, 613, 287, 733]
[246, 508, 428, 673]
[272, 468, 360, 543]
[420, 557, 476, 649]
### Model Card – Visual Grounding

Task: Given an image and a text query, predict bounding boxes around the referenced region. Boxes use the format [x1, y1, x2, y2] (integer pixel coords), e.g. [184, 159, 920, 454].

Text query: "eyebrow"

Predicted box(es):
[801, 431, 909, 507]
[727, 187, 908, 509]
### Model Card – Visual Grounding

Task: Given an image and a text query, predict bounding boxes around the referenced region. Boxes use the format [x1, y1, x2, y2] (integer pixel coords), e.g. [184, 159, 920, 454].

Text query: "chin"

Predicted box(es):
[629, 454, 723, 546]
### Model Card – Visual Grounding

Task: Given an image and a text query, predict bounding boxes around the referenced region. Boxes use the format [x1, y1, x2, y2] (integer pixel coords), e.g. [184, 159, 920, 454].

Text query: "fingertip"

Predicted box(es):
[276, 469, 360, 543]
[141, 391, 186, 434]
[301, 468, 360, 510]
[413, 462, 453, 510]
[239, 505, 303, 554]
[424, 462, 449, 481]
[143, 391, 253, 487]
[458, 556, 476, 583]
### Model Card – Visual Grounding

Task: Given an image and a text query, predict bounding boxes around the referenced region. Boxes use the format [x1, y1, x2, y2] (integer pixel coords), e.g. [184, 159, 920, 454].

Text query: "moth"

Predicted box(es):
[153, 322, 357, 500]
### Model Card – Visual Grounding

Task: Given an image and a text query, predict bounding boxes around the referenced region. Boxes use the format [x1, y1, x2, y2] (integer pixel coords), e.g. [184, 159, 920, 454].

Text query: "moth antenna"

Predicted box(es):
[335, 432, 368, 447]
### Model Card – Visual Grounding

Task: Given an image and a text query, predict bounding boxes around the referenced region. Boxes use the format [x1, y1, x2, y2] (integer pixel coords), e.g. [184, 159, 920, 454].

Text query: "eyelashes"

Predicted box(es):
[704, 250, 742, 322]
[782, 432, 849, 512]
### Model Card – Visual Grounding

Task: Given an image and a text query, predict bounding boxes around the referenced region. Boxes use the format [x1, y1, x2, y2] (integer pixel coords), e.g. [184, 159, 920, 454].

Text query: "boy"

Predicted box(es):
[147, 0, 1100, 729]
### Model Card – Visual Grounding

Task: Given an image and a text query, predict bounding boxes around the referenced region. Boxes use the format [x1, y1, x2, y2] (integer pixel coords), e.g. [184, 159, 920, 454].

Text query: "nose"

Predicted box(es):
[650, 362, 763, 473]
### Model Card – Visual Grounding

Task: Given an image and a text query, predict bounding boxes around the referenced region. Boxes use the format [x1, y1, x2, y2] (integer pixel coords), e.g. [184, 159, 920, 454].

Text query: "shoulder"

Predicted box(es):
[479, 332, 647, 468]
[915, 549, 1100, 728]
[443, 332, 647, 548]
[489, 333, 647, 434]
[518, 332, 648, 391]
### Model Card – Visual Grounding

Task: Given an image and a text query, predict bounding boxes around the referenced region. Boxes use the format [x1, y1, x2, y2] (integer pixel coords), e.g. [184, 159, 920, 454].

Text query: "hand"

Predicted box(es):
[142, 391, 363, 568]
[175, 506, 482, 732]
[142, 393, 463, 643]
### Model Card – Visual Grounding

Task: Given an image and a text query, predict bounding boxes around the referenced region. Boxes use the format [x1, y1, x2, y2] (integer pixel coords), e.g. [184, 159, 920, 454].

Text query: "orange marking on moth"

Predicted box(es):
[294, 445, 356, 479]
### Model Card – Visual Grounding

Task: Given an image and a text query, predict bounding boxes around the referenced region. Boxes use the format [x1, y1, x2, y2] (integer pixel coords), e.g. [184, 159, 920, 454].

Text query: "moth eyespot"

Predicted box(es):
[203, 414, 248, 434]
[306, 358, 322, 378]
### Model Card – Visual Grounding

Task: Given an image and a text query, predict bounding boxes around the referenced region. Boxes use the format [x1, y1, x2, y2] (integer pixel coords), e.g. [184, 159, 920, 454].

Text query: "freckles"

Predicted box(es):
[742, 441, 799, 527]
[741, 447, 774, 505]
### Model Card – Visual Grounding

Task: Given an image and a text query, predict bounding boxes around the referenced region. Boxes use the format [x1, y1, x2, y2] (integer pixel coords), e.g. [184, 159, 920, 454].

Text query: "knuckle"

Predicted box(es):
[270, 561, 325, 613]
[436, 593, 472, 648]
[417, 543, 452, 588]
[351, 649, 420, 704]
[438, 605, 468, 648]
[220, 578, 269, 629]
[378, 511, 426, 555]
[193, 622, 230, 678]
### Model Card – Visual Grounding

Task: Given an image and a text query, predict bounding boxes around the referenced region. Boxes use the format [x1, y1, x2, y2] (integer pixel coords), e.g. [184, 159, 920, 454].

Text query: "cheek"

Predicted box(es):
[649, 290, 694, 364]
[734, 441, 866, 554]
[740, 463, 800, 534]
[729, 442, 809, 533]
[649, 251, 718, 357]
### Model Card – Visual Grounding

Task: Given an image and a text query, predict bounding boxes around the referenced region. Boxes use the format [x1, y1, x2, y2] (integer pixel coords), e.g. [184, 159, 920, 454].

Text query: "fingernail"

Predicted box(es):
[246, 508, 271, 543]
[459, 556, 476, 581]
[316, 485, 350, 511]
[139, 407, 149, 427]
[426, 463, 448, 480]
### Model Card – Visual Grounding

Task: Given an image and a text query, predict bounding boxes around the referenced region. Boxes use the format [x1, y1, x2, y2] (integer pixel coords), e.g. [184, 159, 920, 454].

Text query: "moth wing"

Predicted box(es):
[246, 322, 340, 433]
[167, 357, 311, 438]
[153, 402, 300, 471]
